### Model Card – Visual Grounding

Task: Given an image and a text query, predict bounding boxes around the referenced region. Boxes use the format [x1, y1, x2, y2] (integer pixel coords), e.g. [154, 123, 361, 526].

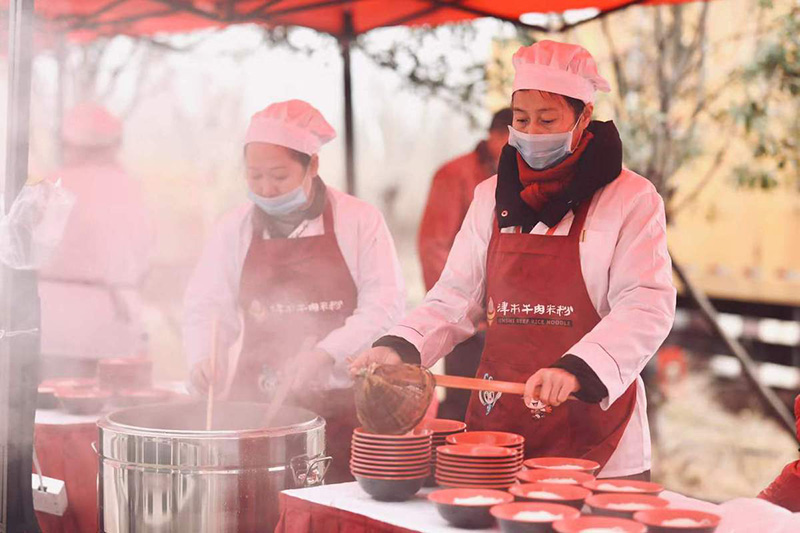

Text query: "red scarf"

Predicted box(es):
[518, 131, 594, 212]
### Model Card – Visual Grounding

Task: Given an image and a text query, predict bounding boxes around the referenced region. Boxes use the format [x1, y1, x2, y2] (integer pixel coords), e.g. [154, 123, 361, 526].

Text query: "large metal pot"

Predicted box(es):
[97, 401, 329, 532]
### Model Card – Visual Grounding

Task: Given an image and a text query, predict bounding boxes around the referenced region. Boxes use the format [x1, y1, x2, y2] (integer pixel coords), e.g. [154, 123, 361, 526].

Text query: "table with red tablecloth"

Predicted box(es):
[276, 481, 800, 533]
[34, 409, 100, 533]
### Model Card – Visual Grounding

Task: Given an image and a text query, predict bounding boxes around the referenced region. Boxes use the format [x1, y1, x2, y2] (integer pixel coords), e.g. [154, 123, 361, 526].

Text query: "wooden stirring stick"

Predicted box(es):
[433, 374, 577, 402]
[263, 336, 317, 426]
[205, 318, 219, 431]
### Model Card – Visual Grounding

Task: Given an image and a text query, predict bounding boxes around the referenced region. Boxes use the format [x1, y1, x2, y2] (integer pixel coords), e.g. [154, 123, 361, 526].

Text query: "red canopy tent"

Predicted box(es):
[2, 1, 717, 531]
[3, 0, 703, 194]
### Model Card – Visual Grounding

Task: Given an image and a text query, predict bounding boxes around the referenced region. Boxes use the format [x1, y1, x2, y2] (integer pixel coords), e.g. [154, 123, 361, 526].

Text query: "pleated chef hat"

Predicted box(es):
[512, 40, 610, 104]
[245, 100, 336, 155]
[62, 102, 122, 147]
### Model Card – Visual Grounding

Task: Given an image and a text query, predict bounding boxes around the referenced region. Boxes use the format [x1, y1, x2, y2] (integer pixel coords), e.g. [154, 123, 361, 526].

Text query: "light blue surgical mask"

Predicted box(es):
[507, 122, 579, 170]
[248, 175, 310, 216]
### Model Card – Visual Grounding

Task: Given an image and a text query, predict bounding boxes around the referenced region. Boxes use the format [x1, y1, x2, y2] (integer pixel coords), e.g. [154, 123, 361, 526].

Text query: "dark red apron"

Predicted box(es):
[231, 196, 359, 484]
[465, 198, 637, 469]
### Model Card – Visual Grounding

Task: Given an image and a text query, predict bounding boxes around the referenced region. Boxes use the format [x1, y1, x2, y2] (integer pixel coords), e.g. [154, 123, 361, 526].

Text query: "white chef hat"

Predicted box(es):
[512, 40, 610, 104]
[244, 100, 337, 155]
[62, 102, 122, 147]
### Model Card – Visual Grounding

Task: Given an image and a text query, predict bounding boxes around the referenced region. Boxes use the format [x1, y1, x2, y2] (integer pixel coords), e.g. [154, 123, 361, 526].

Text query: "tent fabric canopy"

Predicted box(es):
[4, 0, 697, 38]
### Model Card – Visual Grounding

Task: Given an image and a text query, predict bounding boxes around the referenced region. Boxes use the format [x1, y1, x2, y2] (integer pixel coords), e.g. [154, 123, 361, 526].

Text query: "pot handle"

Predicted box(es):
[290, 455, 332, 488]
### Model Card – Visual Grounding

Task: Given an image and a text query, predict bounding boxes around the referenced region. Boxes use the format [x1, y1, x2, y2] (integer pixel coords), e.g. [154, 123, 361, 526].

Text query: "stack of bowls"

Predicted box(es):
[415, 418, 467, 486]
[350, 427, 432, 501]
[446, 431, 525, 461]
[436, 444, 522, 489]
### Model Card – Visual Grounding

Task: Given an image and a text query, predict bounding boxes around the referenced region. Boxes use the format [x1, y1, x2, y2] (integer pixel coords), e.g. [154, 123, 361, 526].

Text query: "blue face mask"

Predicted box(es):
[507, 122, 579, 170]
[248, 176, 309, 216]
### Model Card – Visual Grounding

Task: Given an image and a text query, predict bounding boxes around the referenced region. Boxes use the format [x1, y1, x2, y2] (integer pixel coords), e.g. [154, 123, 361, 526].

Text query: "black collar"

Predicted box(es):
[495, 120, 623, 230]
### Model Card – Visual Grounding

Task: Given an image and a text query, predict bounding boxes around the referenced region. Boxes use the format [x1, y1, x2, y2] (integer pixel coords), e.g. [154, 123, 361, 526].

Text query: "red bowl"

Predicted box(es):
[429, 488, 513, 529]
[351, 455, 431, 467]
[554, 516, 647, 533]
[517, 469, 595, 485]
[437, 463, 521, 475]
[353, 448, 432, 460]
[524, 457, 600, 474]
[633, 509, 721, 533]
[491, 502, 581, 531]
[447, 431, 525, 448]
[416, 419, 467, 434]
[40, 377, 97, 392]
[438, 444, 517, 459]
[509, 483, 592, 509]
[350, 468, 428, 481]
[437, 480, 516, 490]
[354, 427, 433, 441]
[584, 479, 664, 496]
[354, 473, 426, 501]
[350, 463, 430, 476]
[351, 440, 431, 454]
[586, 494, 670, 518]
[436, 469, 520, 482]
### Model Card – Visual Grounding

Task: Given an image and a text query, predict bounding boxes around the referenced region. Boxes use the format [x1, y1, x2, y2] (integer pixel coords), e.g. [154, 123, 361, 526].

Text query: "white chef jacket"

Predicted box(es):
[183, 185, 406, 391]
[387, 169, 676, 477]
[39, 162, 152, 360]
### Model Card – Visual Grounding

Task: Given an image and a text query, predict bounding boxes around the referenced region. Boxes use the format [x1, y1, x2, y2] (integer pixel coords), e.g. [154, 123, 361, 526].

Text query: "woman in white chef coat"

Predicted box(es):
[184, 100, 405, 483]
[352, 41, 676, 480]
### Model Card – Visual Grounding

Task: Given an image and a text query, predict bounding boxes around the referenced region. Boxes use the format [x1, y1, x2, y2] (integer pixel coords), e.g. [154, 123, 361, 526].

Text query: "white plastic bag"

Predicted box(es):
[0, 179, 76, 270]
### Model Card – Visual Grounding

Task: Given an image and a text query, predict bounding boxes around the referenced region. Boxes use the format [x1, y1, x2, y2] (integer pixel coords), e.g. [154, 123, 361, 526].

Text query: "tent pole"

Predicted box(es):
[3, 0, 42, 532]
[340, 11, 356, 196]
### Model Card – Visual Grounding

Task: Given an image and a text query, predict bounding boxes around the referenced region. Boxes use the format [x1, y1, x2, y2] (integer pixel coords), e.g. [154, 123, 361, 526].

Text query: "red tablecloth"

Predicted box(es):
[276, 492, 417, 533]
[34, 420, 98, 533]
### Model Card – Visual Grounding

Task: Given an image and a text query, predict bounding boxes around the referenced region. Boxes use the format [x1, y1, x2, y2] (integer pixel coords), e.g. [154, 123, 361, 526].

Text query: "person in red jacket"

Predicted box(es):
[758, 394, 800, 511]
[417, 107, 512, 421]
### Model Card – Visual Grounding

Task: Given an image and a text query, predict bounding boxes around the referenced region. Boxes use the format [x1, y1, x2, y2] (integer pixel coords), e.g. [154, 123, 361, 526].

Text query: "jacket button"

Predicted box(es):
[501, 210, 509, 217]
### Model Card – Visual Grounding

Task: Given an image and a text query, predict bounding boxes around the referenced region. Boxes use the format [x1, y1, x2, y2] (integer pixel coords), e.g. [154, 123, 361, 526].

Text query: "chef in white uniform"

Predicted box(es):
[352, 41, 676, 480]
[39, 103, 152, 378]
[183, 99, 405, 483]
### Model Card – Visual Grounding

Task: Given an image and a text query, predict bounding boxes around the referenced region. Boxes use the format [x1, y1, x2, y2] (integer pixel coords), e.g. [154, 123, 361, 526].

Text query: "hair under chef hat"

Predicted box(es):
[245, 100, 337, 155]
[512, 40, 610, 104]
[62, 102, 122, 147]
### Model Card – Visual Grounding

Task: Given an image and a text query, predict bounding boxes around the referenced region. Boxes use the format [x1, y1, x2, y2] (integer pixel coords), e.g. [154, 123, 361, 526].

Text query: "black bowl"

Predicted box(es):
[354, 474, 426, 502]
[435, 502, 497, 529]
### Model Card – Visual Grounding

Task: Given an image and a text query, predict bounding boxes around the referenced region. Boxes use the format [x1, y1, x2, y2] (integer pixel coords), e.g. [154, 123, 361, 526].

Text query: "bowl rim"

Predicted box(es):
[438, 444, 517, 458]
[353, 471, 429, 481]
[446, 430, 525, 447]
[553, 515, 647, 533]
[517, 469, 596, 484]
[415, 419, 468, 434]
[583, 479, 665, 494]
[585, 493, 670, 509]
[632, 508, 722, 527]
[489, 502, 581, 522]
[354, 427, 433, 440]
[523, 457, 601, 472]
[508, 482, 592, 501]
[427, 487, 514, 506]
